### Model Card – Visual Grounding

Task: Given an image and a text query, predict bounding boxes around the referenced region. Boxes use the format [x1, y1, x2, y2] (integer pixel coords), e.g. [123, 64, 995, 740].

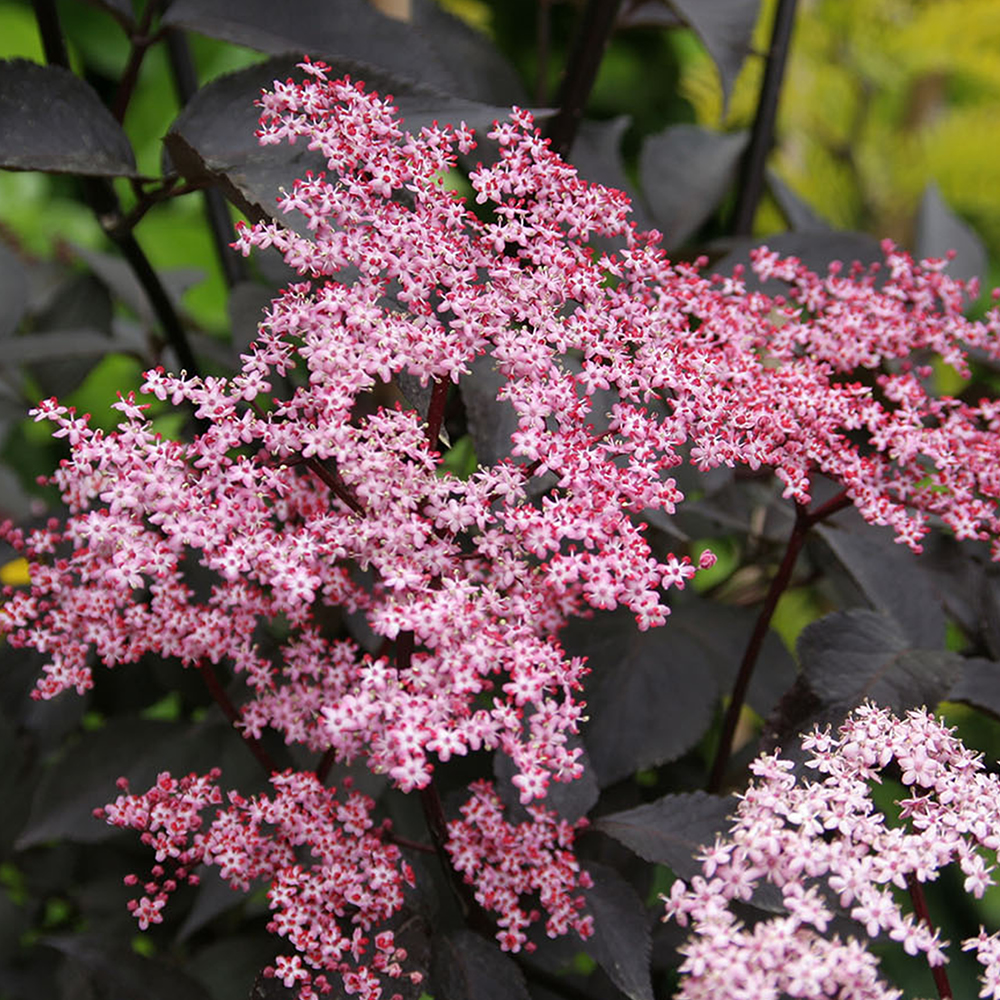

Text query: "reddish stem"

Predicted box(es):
[707, 488, 852, 792]
[425, 379, 450, 452]
[906, 873, 953, 1000]
[306, 457, 366, 515]
[197, 662, 278, 775]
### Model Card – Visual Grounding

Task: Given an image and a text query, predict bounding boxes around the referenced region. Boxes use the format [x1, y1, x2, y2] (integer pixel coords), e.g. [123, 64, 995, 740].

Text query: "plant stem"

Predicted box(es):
[731, 0, 798, 236]
[425, 379, 450, 451]
[110, 2, 164, 123]
[707, 487, 851, 792]
[164, 28, 247, 289]
[31, 0, 201, 378]
[545, 0, 623, 158]
[906, 873, 954, 1000]
[197, 661, 279, 775]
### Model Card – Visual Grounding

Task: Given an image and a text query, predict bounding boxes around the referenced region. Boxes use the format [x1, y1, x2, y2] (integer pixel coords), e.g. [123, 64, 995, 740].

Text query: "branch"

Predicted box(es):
[164, 28, 247, 289]
[906, 874, 953, 1000]
[545, 0, 623, 158]
[197, 661, 279, 776]
[31, 0, 201, 379]
[707, 487, 851, 792]
[731, 0, 799, 236]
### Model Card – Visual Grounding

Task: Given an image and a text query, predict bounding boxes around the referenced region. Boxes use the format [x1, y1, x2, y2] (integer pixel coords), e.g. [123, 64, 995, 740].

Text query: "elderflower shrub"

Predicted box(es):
[4, 61, 1000, 999]
[665, 703, 1000, 1000]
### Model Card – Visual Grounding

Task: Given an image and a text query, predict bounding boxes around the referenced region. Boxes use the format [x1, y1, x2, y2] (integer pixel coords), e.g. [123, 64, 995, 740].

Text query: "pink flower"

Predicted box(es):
[664, 704, 1000, 1000]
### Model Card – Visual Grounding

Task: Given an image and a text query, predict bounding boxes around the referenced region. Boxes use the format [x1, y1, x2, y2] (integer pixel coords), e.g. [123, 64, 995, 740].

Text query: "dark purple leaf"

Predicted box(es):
[798, 609, 961, 715]
[570, 116, 653, 230]
[564, 608, 716, 787]
[672, 596, 796, 720]
[947, 658, 1000, 720]
[227, 280, 275, 358]
[410, 0, 526, 104]
[459, 353, 518, 468]
[3, 329, 117, 365]
[431, 929, 531, 1000]
[594, 792, 735, 878]
[41, 933, 212, 1000]
[915, 181, 987, 288]
[17, 717, 260, 849]
[163, 0, 517, 103]
[581, 862, 654, 1000]
[640, 125, 747, 249]
[815, 511, 945, 649]
[665, 0, 761, 110]
[0, 60, 137, 177]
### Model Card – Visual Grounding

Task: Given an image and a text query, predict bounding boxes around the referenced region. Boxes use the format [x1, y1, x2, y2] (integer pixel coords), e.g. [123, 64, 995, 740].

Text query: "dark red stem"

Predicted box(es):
[306, 458, 366, 515]
[425, 379, 450, 451]
[707, 488, 851, 792]
[906, 873, 953, 1000]
[197, 662, 278, 775]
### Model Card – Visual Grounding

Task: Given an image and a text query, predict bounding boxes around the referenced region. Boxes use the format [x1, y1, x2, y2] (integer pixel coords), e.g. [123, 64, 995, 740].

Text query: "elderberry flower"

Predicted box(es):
[664, 704, 1000, 1000]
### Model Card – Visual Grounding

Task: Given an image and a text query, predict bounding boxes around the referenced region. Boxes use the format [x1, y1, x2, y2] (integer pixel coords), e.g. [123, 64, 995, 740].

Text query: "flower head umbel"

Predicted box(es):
[4, 60, 1000, 999]
[664, 703, 1000, 1000]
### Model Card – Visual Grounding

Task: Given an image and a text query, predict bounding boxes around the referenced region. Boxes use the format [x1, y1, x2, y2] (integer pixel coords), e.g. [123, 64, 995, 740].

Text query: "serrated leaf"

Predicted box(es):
[947, 657, 1000, 719]
[41, 933, 212, 1000]
[164, 56, 512, 226]
[581, 863, 653, 1000]
[431, 929, 530, 1000]
[410, 0, 526, 105]
[565, 608, 719, 787]
[798, 609, 961, 716]
[665, 0, 761, 111]
[0, 60, 137, 176]
[594, 792, 735, 878]
[815, 513, 945, 649]
[640, 125, 747, 249]
[915, 181, 987, 288]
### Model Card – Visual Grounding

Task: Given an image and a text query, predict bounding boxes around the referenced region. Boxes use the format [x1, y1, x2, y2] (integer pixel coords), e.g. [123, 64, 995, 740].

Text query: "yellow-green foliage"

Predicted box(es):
[681, 0, 1000, 249]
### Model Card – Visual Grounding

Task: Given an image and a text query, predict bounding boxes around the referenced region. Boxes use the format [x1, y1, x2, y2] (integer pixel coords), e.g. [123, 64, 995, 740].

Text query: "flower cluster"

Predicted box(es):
[98, 769, 417, 1000]
[663, 703, 1000, 1000]
[3, 60, 1000, 998]
[445, 779, 594, 952]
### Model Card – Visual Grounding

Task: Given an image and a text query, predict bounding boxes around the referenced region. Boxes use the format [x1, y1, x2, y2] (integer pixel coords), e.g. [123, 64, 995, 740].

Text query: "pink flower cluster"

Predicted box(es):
[2, 59, 1000, 997]
[444, 779, 594, 952]
[98, 768, 417, 1000]
[664, 703, 1000, 1000]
